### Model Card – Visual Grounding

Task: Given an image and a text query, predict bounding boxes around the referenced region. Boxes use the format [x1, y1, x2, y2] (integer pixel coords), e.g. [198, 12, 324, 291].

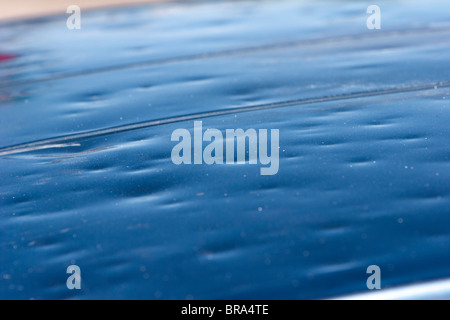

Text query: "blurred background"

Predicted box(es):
[0, 0, 169, 20]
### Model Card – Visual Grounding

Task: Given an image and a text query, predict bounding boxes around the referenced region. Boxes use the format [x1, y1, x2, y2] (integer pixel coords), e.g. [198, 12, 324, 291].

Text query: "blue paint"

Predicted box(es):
[0, 0, 450, 299]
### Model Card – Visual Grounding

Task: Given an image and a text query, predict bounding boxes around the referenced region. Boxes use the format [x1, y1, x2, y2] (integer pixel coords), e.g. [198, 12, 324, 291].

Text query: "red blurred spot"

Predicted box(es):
[0, 54, 15, 62]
